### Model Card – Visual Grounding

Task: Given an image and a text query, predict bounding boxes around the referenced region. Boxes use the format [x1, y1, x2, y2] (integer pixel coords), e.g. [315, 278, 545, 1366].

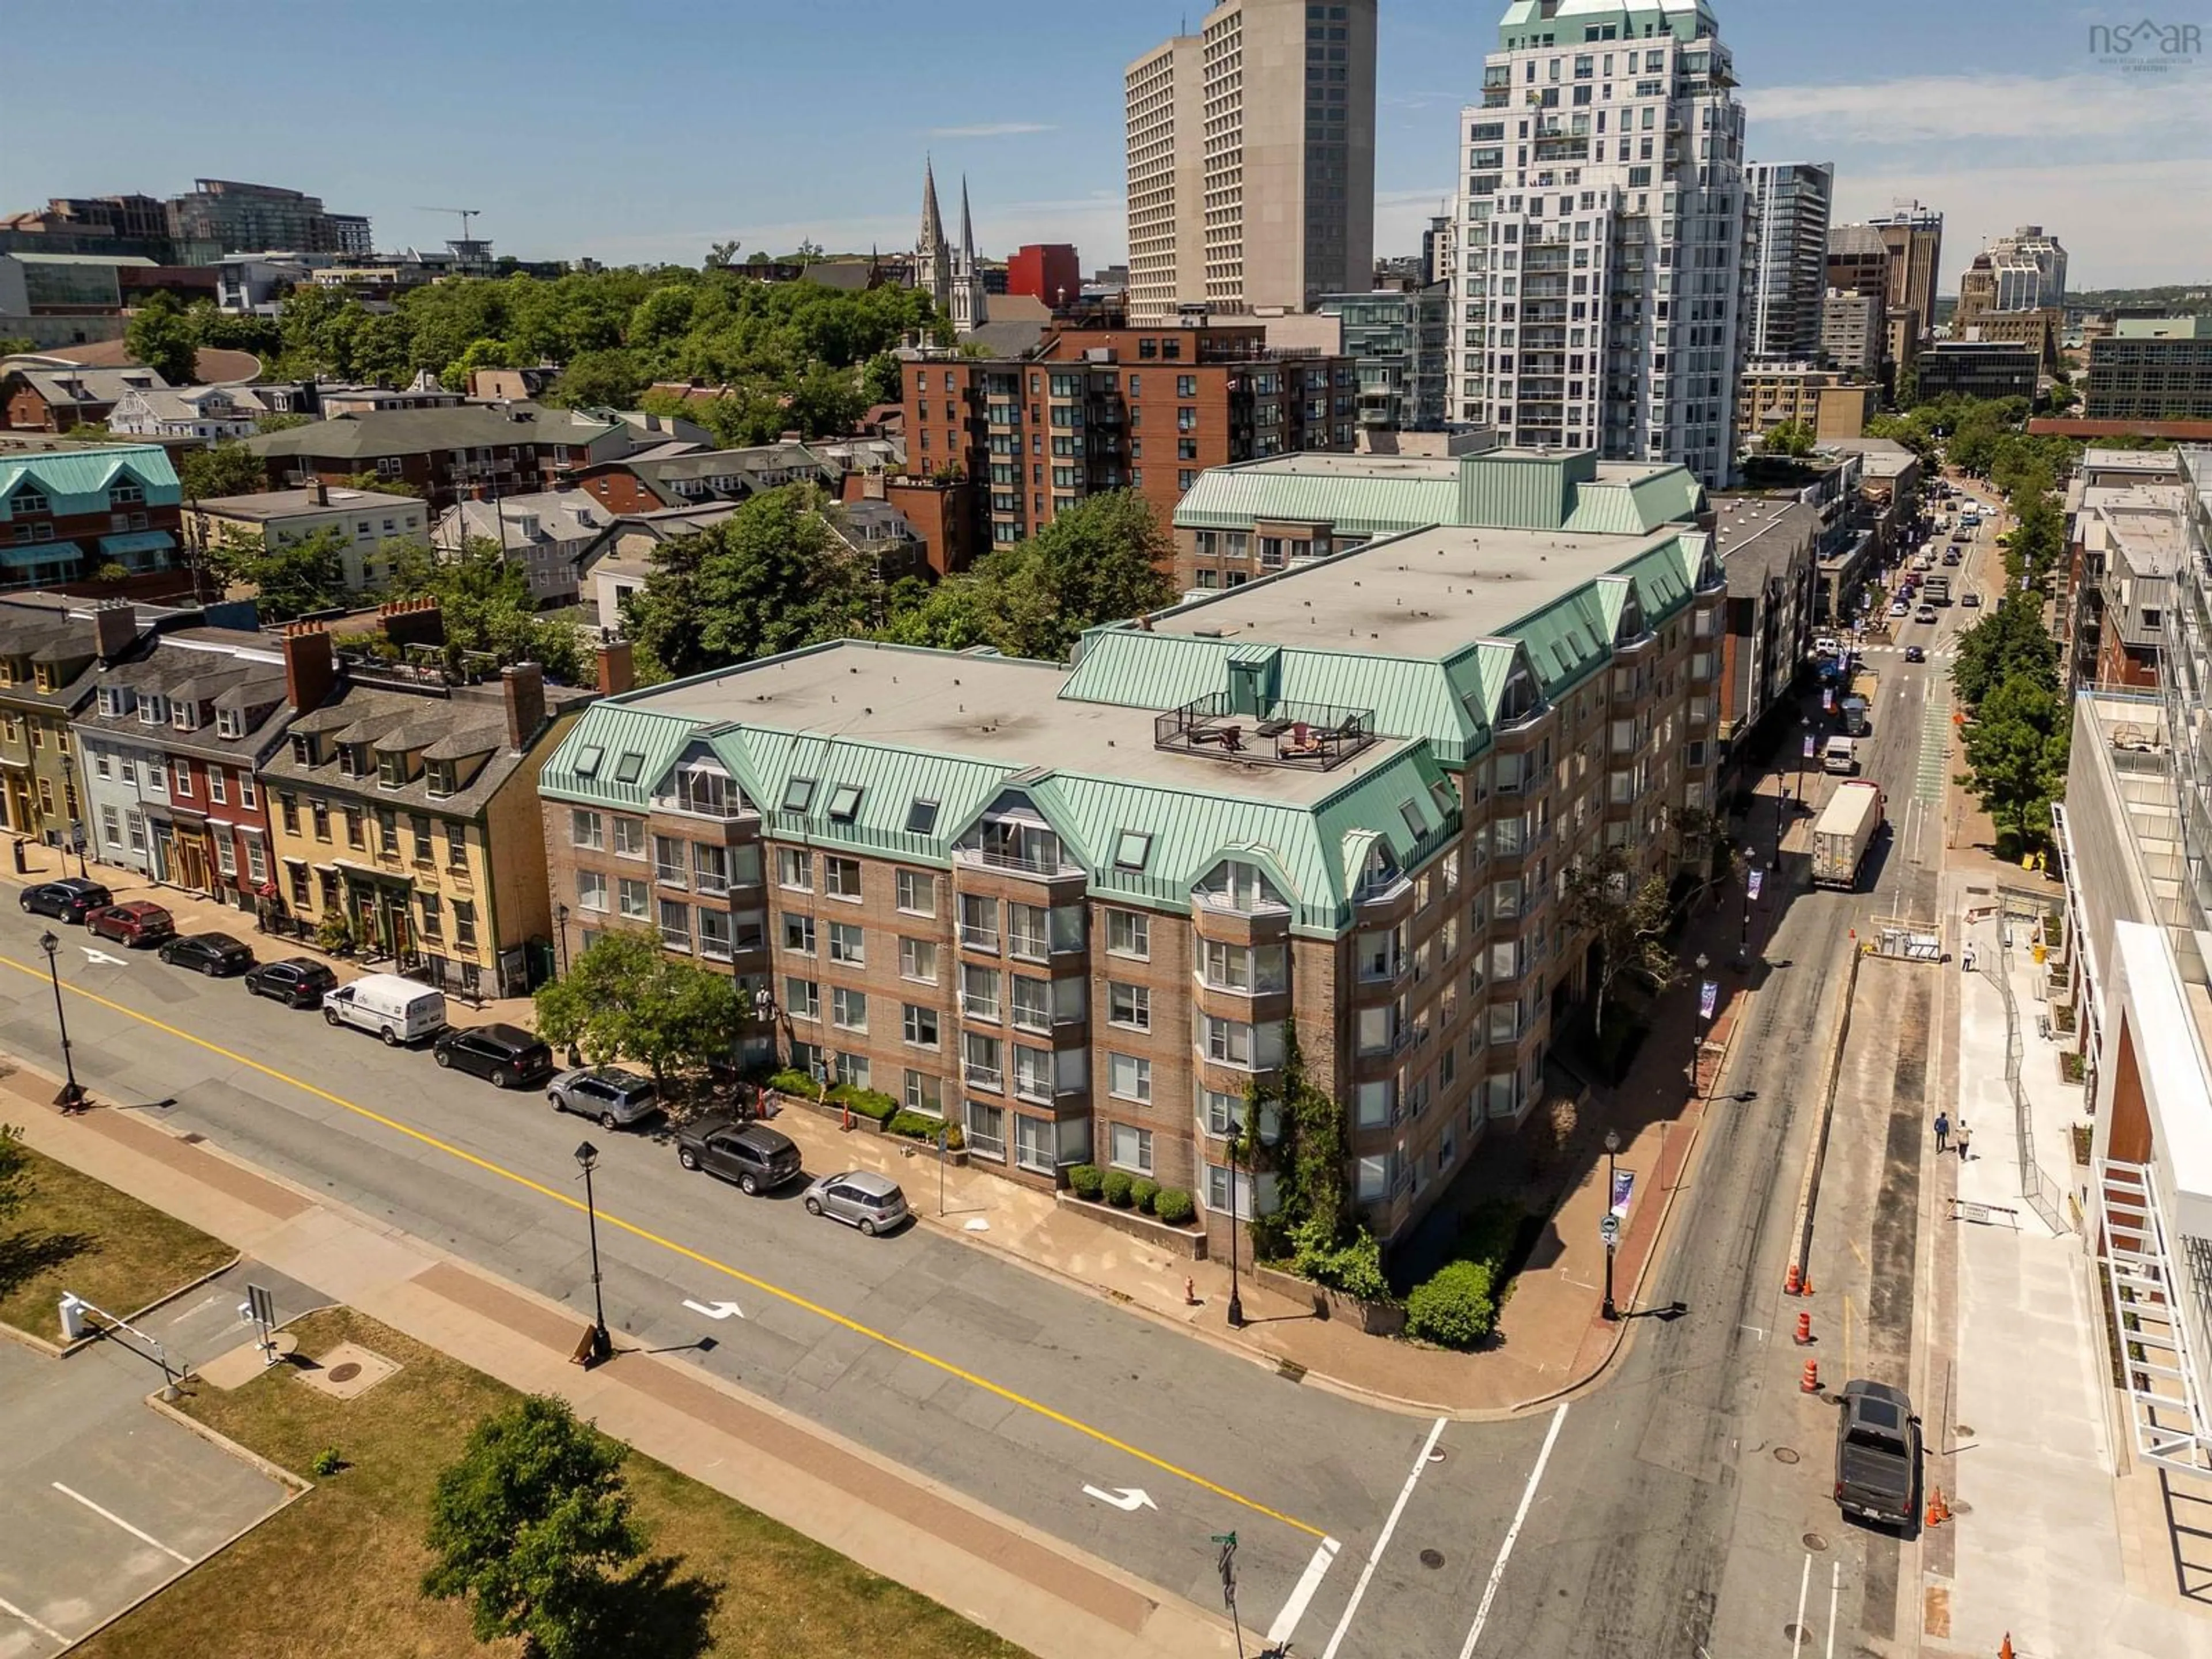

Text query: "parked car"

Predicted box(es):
[157, 932, 255, 976]
[1962, 592, 1982, 607]
[323, 972, 448, 1047]
[1833, 1378, 1921, 1528]
[85, 900, 175, 947]
[1904, 645, 1926, 663]
[1889, 600, 1910, 618]
[675, 1116, 802, 1195]
[1941, 550, 1961, 566]
[803, 1170, 911, 1235]
[548, 1066, 663, 1129]
[244, 957, 339, 1007]
[1915, 605, 1937, 624]
[432, 1022, 554, 1088]
[20, 878, 112, 922]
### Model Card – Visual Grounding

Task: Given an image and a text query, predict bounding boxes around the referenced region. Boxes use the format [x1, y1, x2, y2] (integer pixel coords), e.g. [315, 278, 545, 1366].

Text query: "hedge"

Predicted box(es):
[886, 1111, 963, 1148]
[766, 1067, 818, 1097]
[1101, 1169, 1135, 1207]
[1130, 1177, 1161, 1214]
[1405, 1259, 1498, 1349]
[1153, 1187, 1195, 1225]
[1067, 1164, 1105, 1200]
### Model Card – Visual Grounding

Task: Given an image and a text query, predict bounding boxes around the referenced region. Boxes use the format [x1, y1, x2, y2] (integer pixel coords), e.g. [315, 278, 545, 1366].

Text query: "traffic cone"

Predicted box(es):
[1926, 1487, 1949, 1527]
[1785, 1262, 1802, 1296]
[1184, 1276, 1199, 1306]
[1801, 1268, 1815, 1296]
[1794, 1311, 1813, 1345]
[1998, 1634, 2013, 1659]
[1800, 1358, 1820, 1393]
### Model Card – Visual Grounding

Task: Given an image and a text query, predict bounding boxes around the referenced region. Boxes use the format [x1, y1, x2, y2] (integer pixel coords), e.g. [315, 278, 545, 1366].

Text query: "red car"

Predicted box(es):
[85, 900, 176, 947]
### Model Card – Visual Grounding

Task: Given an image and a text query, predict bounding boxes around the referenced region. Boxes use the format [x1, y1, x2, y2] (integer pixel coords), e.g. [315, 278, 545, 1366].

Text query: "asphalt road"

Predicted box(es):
[0, 509, 1995, 1656]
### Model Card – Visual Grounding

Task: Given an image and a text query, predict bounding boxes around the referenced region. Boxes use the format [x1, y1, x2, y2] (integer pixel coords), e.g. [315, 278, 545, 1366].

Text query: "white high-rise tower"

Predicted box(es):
[1448, 0, 1749, 487]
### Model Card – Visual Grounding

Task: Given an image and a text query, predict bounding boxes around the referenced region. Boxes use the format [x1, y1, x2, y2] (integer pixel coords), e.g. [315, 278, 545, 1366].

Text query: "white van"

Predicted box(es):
[322, 973, 448, 1046]
[1823, 734, 1857, 774]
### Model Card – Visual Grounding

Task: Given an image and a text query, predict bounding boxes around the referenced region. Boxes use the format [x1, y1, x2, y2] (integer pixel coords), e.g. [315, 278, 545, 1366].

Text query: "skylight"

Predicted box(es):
[827, 783, 862, 822]
[906, 798, 940, 835]
[613, 751, 645, 784]
[782, 777, 816, 813]
[574, 745, 604, 777]
[1113, 830, 1152, 872]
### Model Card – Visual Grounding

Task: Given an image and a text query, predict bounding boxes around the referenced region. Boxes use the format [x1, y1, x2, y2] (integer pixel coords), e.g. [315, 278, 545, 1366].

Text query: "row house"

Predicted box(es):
[245, 404, 637, 512]
[537, 497, 1724, 1249]
[1, 444, 185, 592]
[0, 596, 152, 843]
[256, 625, 598, 997]
[71, 628, 292, 908]
[902, 320, 1359, 558]
[0, 364, 168, 433]
[567, 441, 835, 516]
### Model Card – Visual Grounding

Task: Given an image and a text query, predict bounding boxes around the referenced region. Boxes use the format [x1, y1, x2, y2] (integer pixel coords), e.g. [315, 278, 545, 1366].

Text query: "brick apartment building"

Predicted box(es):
[246, 405, 633, 512]
[0, 444, 185, 594]
[567, 441, 835, 516]
[537, 477, 1725, 1248]
[902, 317, 1357, 553]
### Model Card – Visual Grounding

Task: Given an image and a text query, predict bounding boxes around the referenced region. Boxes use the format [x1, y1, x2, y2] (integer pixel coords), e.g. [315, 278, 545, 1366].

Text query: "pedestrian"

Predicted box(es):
[1956, 1119, 1971, 1162]
[1933, 1110, 1950, 1152]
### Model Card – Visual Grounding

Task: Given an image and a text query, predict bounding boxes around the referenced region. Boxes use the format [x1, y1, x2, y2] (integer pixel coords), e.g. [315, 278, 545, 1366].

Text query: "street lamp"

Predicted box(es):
[574, 1141, 612, 1365]
[553, 902, 570, 979]
[1739, 856, 1759, 965]
[1601, 1127, 1622, 1321]
[1225, 1137, 1245, 1330]
[1690, 951, 1711, 1097]
[37, 930, 82, 1109]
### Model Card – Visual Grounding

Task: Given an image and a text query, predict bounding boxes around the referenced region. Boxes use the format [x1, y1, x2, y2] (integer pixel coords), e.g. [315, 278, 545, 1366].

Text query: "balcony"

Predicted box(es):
[1154, 693, 1377, 773]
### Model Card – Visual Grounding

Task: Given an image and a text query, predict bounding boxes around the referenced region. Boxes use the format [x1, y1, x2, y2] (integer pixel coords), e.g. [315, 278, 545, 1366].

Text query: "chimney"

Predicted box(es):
[282, 621, 335, 714]
[312, 478, 328, 506]
[502, 662, 546, 750]
[92, 600, 138, 662]
[596, 640, 634, 696]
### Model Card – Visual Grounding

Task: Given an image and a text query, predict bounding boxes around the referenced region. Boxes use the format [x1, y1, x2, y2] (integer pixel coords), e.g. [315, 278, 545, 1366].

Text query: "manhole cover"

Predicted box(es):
[1949, 1498, 1973, 1516]
[1785, 1626, 1810, 1644]
[1418, 1550, 1445, 1569]
[327, 1362, 362, 1384]
[1773, 1446, 1801, 1464]
[1956, 1423, 1975, 1437]
[1802, 1532, 1828, 1552]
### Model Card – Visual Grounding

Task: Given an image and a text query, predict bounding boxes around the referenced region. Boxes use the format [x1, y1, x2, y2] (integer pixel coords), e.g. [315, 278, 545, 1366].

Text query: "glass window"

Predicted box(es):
[1008, 902, 1048, 961]
[1108, 982, 1150, 1029]
[903, 1005, 940, 1047]
[963, 1032, 1003, 1092]
[1014, 1114, 1056, 1175]
[827, 783, 863, 822]
[828, 921, 865, 965]
[1109, 1123, 1154, 1174]
[782, 777, 816, 813]
[570, 808, 603, 849]
[783, 915, 817, 955]
[824, 856, 862, 899]
[1105, 908, 1150, 959]
[1109, 1052, 1152, 1101]
[777, 847, 811, 889]
[653, 834, 688, 887]
[1113, 830, 1152, 871]
[899, 936, 938, 983]
[1010, 975, 1052, 1032]
[576, 870, 608, 912]
[697, 910, 732, 960]
[613, 816, 646, 856]
[785, 976, 820, 1020]
[904, 1070, 944, 1117]
[960, 893, 999, 950]
[961, 963, 1001, 1021]
[905, 798, 940, 835]
[658, 898, 691, 950]
[896, 869, 936, 915]
[831, 987, 867, 1031]
[965, 1099, 1006, 1160]
[619, 878, 650, 920]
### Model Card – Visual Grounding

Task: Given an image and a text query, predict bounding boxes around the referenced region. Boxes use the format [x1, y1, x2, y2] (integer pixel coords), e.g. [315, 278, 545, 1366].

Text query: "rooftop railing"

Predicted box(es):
[1154, 693, 1378, 772]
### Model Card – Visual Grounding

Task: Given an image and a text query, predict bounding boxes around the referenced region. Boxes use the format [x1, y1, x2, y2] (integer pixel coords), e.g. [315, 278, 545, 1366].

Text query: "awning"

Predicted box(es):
[99, 529, 176, 558]
[0, 543, 77, 569]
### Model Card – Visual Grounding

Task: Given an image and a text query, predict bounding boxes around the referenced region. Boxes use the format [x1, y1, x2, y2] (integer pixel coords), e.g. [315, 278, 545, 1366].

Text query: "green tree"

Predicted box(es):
[124, 290, 199, 384]
[440, 335, 518, 392]
[546, 347, 649, 410]
[388, 539, 587, 681]
[211, 525, 350, 620]
[254, 411, 312, 433]
[1764, 418, 1816, 457]
[532, 930, 742, 1084]
[1959, 669, 2070, 846]
[1238, 1023, 1349, 1263]
[1950, 591, 2055, 709]
[862, 350, 905, 407]
[177, 440, 267, 501]
[622, 486, 871, 679]
[1405, 1260, 1498, 1349]
[422, 1395, 646, 1659]
[1558, 852, 1677, 1036]
[0, 335, 37, 357]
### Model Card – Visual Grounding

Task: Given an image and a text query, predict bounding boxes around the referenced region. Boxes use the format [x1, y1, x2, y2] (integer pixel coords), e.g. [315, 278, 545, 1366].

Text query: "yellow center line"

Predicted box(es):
[3, 953, 1327, 1540]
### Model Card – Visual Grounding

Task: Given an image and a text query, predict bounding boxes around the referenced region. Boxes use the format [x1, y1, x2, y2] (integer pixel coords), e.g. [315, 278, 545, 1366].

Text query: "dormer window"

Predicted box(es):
[172, 700, 202, 732]
[139, 694, 168, 725]
[289, 730, 321, 766]
[377, 748, 410, 788]
[217, 709, 245, 739]
[109, 481, 144, 507]
[97, 686, 132, 718]
[33, 665, 55, 693]
[338, 742, 371, 778]
[426, 760, 458, 799]
[10, 487, 49, 516]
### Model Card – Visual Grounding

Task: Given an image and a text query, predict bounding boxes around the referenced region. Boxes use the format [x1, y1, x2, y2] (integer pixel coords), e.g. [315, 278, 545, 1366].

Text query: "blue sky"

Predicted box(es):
[5, 1, 2205, 290]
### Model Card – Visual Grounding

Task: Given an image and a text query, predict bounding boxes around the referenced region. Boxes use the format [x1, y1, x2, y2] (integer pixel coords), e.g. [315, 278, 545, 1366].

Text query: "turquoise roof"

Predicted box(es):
[0, 445, 181, 518]
[1172, 469, 1463, 539]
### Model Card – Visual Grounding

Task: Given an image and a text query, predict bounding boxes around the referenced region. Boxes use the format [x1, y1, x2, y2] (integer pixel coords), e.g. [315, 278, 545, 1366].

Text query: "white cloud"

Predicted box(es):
[1747, 73, 2209, 145]
[1834, 157, 2212, 290]
[929, 122, 1056, 139]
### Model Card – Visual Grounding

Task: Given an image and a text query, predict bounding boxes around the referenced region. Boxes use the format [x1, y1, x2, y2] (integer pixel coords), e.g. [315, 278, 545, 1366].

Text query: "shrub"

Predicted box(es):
[1101, 1169, 1135, 1208]
[1406, 1260, 1498, 1349]
[1130, 1177, 1161, 1214]
[827, 1084, 896, 1120]
[767, 1067, 818, 1097]
[1290, 1219, 1391, 1302]
[886, 1111, 954, 1142]
[310, 1446, 346, 1478]
[313, 912, 354, 954]
[1067, 1164, 1105, 1201]
[1153, 1187, 1195, 1225]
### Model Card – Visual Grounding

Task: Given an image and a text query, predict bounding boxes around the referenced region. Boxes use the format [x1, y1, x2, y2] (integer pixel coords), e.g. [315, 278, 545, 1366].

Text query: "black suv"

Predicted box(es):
[675, 1116, 802, 1195]
[20, 878, 112, 922]
[244, 957, 340, 1008]
[433, 1022, 554, 1089]
[158, 932, 256, 976]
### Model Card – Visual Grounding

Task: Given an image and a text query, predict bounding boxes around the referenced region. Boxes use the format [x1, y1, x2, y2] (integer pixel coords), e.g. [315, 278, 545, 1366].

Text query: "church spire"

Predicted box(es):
[949, 175, 987, 334]
[916, 156, 952, 317]
[919, 155, 945, 254]
[960, 176, 976, 263]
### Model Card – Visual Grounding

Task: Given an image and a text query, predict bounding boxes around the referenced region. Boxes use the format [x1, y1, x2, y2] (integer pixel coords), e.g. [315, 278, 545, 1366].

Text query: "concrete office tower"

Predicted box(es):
[1745, 161, 1834, 362]
[1448, 0, 1751, 488]
[1866, 199, 1943, 343]
[1978, 224, 2069, 313]
[1124, 0, 1376, 319]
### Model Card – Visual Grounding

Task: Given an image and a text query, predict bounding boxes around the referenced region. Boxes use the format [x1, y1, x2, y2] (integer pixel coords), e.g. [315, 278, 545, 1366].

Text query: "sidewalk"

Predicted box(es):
[12, 840, 1747, 1419]
[2, 1061, 1237, 1659]
[1934, 907, 2212, 1658]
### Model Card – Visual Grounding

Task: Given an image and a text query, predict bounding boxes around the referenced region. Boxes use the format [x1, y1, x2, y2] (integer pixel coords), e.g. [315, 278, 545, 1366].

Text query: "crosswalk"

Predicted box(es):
[1856, 643, 1958, 661]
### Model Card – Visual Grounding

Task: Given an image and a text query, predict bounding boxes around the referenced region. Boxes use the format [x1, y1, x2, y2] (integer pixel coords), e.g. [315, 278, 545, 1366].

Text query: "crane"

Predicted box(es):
[415, 206, 482, 241]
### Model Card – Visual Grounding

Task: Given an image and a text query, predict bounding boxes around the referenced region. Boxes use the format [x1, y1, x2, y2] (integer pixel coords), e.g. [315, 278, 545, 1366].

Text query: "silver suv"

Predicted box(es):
[548, 1066, 661, 1129]
[802, 1171, 910, 1236]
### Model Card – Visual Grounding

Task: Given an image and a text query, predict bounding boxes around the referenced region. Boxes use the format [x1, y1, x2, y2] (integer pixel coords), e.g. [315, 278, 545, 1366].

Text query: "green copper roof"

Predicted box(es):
[0, 445, 180, 518]
[1172, 469, 1464, 538]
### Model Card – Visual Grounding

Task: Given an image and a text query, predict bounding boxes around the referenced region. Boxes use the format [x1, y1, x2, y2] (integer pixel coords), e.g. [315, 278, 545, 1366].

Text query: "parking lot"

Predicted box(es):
[0, 1263, 316, 1656]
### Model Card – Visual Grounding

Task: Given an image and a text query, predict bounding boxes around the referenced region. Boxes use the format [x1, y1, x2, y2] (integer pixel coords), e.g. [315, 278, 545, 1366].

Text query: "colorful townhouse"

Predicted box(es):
[0, 595, 153, 846]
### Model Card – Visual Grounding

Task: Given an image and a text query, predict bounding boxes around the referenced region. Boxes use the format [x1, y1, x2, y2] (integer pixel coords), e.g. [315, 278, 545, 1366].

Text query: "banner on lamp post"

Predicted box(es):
[1609, 1168, 1636, 1219]
[1802, 736, 1816, 760]
[1699, 980, 1719, 1020]
[1748, 869, 1764, 901]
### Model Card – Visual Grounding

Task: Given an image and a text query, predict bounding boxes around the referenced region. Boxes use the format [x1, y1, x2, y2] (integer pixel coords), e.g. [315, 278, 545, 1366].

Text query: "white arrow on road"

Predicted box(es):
[81, 947, 129, 967]
[681, 1298, 745, 1321]
[1081, 1484, 1156, 1512]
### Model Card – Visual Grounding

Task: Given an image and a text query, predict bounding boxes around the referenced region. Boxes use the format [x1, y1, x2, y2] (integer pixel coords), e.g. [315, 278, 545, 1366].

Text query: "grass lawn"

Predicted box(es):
[0, 1144, 235, 1342]
[77, 1308, 1030, 1659]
